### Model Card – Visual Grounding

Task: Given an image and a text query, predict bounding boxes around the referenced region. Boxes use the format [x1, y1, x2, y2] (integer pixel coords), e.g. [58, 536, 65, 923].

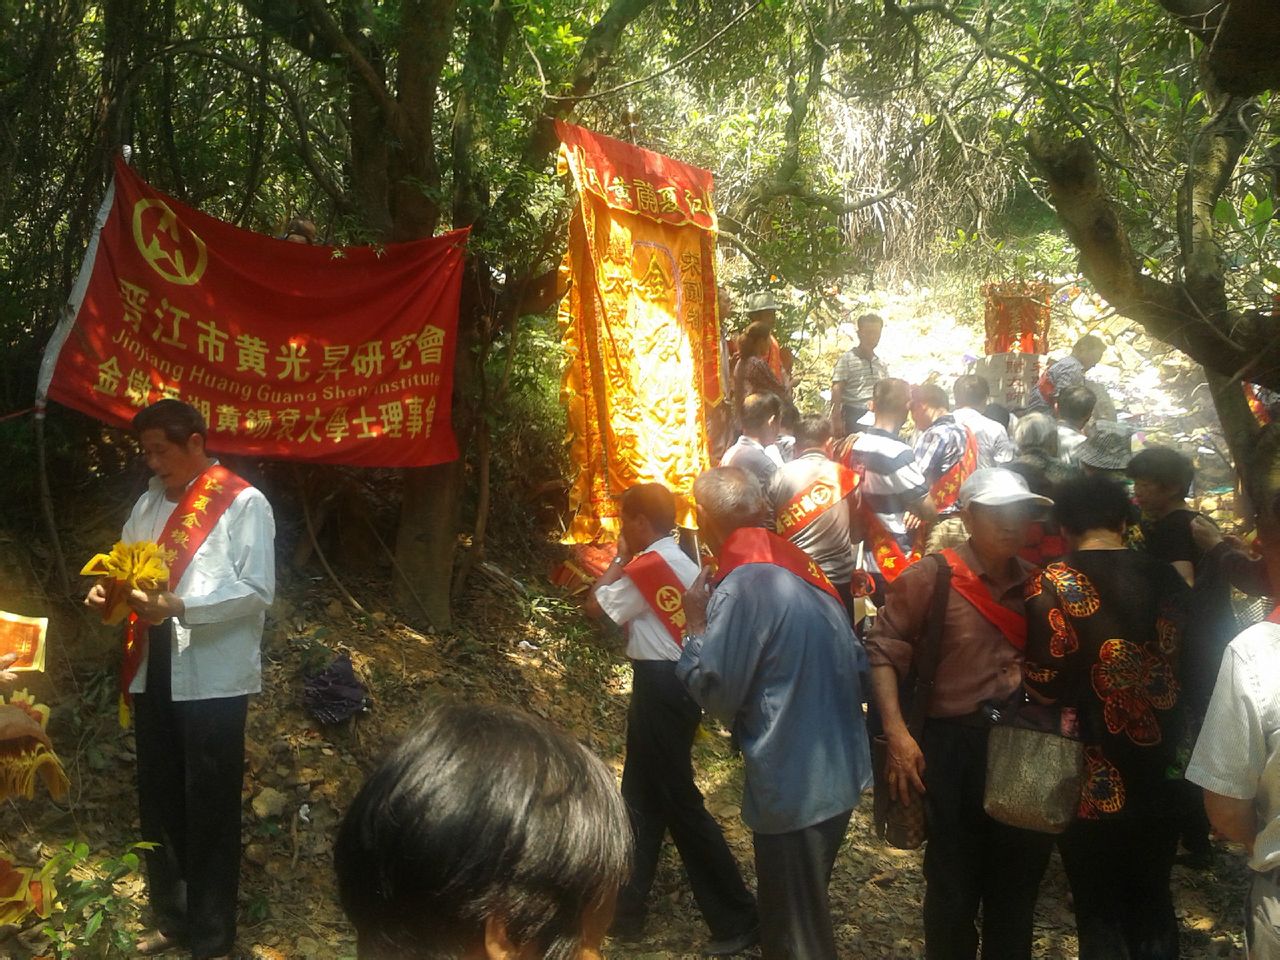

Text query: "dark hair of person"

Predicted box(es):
[334, 702, 629, 960]
[983, 402, 1011, 430]
[132, 399, 207, 445]
[1006, 459, 1053, 499]
[620, 482, 676, 534]
[796, 414, 833, 450]
[872, 377, 910, 412]
[914, 383, 949, 411]
[856, 312, 884, 329]
[1053, 475, 1132, 536]
[740, 391, 783, 431]
[1126, 446, 1195, 498]
[1072, 334, 1106, 359]
[740, 320, 773, 358]
[953, 374, 991, 408]
[779, 401, 800, 433]
[1057, 385, 1097, 424]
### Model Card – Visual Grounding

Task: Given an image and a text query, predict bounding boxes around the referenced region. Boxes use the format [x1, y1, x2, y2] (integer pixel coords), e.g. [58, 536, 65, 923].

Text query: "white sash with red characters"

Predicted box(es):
[119, 464, 250, 725]
[713, 527, 841, 604]
[775, 463, 859, 539]
[930, 427, 978, 513]
[624, 551, 689, 646]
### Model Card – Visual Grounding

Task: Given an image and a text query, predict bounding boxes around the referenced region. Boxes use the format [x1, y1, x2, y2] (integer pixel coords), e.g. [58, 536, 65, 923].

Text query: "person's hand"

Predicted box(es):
[885, 730, 927, 806]
[615, 532, 632, 566]
[84, 580, 108, 612]
[903, 511, 923, 532]
[0, 652, 18, 683]
[682, 566, 713, 635]
[128, 589, 184, 623]
[1190, 514, 1225, 554]
[0, 704, 50, 748]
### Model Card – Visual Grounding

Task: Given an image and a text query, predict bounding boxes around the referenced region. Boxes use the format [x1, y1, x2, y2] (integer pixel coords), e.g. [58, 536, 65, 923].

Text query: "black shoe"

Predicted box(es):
[703, 926, 759, 957]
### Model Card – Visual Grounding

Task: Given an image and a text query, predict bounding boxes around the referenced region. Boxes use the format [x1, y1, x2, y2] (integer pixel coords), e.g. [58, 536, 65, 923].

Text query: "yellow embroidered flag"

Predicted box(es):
[556, 122, 724, 542]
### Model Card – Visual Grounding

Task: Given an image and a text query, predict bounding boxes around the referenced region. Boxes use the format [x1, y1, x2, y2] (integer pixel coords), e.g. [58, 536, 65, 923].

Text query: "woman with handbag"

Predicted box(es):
[1025, 475, 1192, 960]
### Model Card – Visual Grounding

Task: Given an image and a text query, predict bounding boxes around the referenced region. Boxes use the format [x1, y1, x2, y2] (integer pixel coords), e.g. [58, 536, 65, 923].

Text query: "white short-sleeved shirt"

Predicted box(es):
[594, 536, 700, 662]
[1186, 621, 1280, 873]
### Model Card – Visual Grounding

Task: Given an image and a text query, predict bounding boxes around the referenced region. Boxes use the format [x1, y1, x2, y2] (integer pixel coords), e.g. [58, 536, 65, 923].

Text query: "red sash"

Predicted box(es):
[1037, 370, 1055, 404]
[624, 550, 689, 646]
[865, 511, 920, 583]
[713, 527, 841, 604]
[1267, 605, 1280, 625]
[940, 548, 1027, 651]
[119, 465, 250, 724]
[930, 428, 978, 513]
[775, 463, 859, 539]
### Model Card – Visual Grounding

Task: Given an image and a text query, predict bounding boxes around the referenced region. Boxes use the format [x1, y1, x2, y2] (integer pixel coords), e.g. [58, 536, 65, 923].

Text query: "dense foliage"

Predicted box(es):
[2, 0, 1277, 621]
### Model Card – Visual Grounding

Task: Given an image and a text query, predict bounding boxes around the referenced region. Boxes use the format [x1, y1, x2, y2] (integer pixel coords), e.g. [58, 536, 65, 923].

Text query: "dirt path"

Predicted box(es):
[0, 564, 1253, 959]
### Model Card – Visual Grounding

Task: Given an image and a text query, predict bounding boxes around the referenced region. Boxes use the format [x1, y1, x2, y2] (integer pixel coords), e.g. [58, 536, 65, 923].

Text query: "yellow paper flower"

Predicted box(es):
[80, 541, 174, 625]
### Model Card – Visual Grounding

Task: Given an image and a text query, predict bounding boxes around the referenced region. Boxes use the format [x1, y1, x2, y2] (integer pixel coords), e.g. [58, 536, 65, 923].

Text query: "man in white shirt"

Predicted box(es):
[721, 392, 783, 489]
[1186, 434, 1280, 958]
[586, 483, 757, 955]
[86, 400, 275, 960]
[952, 374, 1015, 468]
[1055, 385, 1096, 466]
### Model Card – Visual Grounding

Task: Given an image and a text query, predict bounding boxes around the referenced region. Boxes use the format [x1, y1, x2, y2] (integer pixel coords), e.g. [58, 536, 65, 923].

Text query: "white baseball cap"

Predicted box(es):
[958, 468, 1053, 511]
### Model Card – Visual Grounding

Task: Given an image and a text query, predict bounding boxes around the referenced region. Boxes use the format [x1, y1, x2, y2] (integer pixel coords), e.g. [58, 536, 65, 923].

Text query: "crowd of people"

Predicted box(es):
[77, 302, 1280, 960]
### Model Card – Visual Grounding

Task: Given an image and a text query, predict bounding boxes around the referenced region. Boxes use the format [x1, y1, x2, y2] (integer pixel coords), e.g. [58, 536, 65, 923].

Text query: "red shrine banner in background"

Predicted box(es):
[981, 280, 1052, 355]
[38, 157, 467, 467]
[557, 122, 723, 541]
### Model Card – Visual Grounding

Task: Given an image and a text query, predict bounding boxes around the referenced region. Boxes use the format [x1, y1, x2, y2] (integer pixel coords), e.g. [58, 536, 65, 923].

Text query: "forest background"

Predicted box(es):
[1, 0, 1279, 957]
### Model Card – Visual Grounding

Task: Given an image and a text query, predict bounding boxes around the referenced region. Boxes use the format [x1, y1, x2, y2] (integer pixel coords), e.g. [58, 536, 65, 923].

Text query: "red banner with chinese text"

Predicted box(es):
[38, 157, 467, 466]
[557, 122, 723, 541]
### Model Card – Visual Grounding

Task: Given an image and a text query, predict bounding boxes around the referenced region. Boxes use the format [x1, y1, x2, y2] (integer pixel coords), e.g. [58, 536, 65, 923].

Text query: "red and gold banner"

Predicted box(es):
[39, 157, 467, 466]
[981, 280, 1051, 355]
[557, 122, 723, 541]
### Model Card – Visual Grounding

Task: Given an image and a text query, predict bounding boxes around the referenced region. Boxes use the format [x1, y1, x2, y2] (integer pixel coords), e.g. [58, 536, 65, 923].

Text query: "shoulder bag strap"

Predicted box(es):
[906, 554, 952, 739]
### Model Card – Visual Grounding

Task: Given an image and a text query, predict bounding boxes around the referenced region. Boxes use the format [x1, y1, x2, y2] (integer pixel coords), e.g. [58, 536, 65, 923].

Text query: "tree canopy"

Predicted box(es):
[3, 0, 1278, 624]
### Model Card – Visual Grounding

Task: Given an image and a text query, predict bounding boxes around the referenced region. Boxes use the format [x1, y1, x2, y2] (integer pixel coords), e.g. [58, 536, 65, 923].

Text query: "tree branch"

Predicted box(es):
[1025, 131, 1280, 387]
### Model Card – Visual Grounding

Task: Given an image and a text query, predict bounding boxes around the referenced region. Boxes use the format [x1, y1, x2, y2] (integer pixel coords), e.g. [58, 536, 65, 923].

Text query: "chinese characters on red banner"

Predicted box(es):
[40, 158, 468, 467]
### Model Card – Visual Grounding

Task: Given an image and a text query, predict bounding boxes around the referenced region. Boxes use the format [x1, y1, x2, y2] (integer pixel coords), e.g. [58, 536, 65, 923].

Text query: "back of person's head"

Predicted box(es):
[740, 320, 773, 358]
[1126, 446, 1195, 497]
[913, 383, 949, 412]
[873, 377, 910, 417]
[780, 401, 800, 434]
[954, 374, 991, 409]
[983, 402, 1011, 430]
[283, 217, 318, 243]
[132, 399, 207, 445]
[740, 392, 782, 433]
[1072, 334, 1106, 363]
[1057, 385, 1097, 425]
[693, 466, 766, 533]
[334, 702, 629, 960]
[1053, 475, 1132, 536]
[1013, 412, 1059, 456]
[620, 483, 676, 534]
[795, 414, 832, 451]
